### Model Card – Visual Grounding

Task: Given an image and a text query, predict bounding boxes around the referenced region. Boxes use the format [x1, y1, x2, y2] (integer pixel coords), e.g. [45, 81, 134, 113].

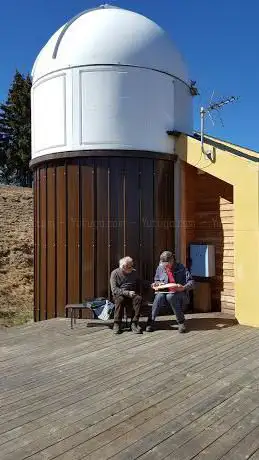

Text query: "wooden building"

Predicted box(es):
[30, 6, 259, 327]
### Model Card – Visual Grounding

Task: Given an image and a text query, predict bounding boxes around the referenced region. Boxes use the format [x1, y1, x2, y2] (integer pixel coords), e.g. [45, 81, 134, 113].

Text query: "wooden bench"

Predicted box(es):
[65, 304, 95, 329]
[65, 301, 153, 329]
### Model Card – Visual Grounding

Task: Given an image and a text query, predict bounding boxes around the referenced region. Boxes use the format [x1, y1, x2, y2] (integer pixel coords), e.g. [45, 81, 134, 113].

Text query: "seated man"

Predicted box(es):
[146, 251, 194, 333]
[110, 256, 143, 335]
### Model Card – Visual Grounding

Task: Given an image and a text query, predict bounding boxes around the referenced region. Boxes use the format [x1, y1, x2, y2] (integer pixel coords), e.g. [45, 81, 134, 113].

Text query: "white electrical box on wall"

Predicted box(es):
[190, 244, 215, 277]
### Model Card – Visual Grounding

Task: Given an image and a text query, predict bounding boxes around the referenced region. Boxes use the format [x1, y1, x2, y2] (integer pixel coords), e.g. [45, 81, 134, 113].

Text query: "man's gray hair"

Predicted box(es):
[159, 251, 175, 264]
[119, 256, 133, 269]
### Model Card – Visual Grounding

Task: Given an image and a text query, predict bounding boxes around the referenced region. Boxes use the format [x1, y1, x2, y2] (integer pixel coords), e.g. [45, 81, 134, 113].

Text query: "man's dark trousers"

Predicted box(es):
[114, 295, 142, 324]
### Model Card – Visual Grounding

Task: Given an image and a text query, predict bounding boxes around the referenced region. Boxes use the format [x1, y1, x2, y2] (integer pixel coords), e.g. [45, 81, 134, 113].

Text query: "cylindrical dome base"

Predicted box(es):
[33, 153, 175, 320]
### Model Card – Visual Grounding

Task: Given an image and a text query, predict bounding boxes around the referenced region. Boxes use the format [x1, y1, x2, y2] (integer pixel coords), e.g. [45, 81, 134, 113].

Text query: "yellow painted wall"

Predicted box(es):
[176, 135, 259, 327]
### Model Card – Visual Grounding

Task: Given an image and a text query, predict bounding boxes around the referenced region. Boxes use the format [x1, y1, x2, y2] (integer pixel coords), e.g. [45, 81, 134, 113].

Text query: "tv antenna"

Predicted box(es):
[200, 95, 239, 158]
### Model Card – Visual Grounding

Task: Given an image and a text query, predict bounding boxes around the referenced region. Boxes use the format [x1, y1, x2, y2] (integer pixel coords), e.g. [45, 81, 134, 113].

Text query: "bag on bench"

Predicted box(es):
[84, 298, 115, 321]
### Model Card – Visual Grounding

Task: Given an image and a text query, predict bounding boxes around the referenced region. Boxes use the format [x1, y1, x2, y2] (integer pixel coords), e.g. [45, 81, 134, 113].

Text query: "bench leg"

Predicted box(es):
[74, 310, 77, 326]
[71, 308, 73, 329]
[124, 306, 129, 329]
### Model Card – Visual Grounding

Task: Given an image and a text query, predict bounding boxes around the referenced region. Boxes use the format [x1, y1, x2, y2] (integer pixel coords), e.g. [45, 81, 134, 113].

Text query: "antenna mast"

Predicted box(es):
[200, 96, 239, 157]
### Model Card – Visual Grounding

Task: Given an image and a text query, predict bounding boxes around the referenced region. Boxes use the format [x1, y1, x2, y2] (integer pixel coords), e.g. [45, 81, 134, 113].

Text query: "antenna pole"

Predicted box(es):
[200, 106, 206, 155]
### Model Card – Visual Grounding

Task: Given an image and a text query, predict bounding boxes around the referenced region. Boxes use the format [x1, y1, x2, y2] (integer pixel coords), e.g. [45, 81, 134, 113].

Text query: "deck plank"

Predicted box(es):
[123, 389, 259, 460]
[220, 426, 259, 459]
[180, 408, 259, 460]
[77, 363, 259, 460]
[0, 315, 259, 460]
[0, 328, 251, 410]
[0, 326, 251, 406]
[27, 349, 259, 459]
[248, 449, 259, 459]
[1, 332, 254, 429]
[0, 322, 244, 399]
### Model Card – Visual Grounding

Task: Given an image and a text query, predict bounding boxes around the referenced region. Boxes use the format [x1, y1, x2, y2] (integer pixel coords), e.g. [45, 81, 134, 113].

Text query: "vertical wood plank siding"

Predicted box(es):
[81, 159, 95, 302]
[39, 167, 47, 320]
[67, 161, 80, 304]
[34, 168, 40, 322]
[46, 166, 56, 318]
[33, 156, 174, 320]
[56, 163, 67, 316]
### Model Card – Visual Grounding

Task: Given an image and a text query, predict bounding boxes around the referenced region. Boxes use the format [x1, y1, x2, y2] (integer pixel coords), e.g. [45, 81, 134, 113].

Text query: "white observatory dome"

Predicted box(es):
[32, 6, 188, 84]
[31, 5, 193, 161]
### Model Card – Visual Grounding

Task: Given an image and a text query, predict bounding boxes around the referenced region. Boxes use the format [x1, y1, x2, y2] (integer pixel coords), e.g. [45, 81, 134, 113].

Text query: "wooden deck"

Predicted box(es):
[1, 314, 259, 460]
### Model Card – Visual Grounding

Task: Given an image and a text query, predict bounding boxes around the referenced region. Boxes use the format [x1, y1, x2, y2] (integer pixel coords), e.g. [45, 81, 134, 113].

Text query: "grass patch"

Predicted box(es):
[0, 308, 33, 327]
[0, 185, 34, 327]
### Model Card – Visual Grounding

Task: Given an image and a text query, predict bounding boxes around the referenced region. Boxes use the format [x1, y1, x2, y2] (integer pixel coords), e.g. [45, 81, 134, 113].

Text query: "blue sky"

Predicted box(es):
[1, 0, 258, 151]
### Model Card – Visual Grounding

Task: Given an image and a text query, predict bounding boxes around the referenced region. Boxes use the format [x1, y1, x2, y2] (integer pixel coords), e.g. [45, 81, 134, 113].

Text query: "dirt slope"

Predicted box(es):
[0, 185, 33, 325]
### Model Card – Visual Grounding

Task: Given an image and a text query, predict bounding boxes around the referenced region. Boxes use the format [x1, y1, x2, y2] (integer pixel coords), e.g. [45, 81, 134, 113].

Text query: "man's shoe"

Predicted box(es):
[131, 323, 142, 334]
[146, 320, 155, 332]
[113, 323, 122, 334]
[178, 323, 186, 333]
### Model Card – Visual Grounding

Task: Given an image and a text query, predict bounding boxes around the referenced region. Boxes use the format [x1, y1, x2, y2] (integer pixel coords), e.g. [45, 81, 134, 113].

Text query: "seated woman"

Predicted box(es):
[146, 251, 194, 333]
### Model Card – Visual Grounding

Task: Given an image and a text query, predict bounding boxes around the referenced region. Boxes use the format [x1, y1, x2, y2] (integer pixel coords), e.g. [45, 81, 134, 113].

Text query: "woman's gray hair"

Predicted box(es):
[159, 251, 175, 264]
[119, 256, 133, 269]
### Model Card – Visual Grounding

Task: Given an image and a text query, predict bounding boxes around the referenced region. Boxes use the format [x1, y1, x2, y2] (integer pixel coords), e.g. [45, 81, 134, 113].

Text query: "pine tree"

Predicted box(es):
[0, 71, 32, 186]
